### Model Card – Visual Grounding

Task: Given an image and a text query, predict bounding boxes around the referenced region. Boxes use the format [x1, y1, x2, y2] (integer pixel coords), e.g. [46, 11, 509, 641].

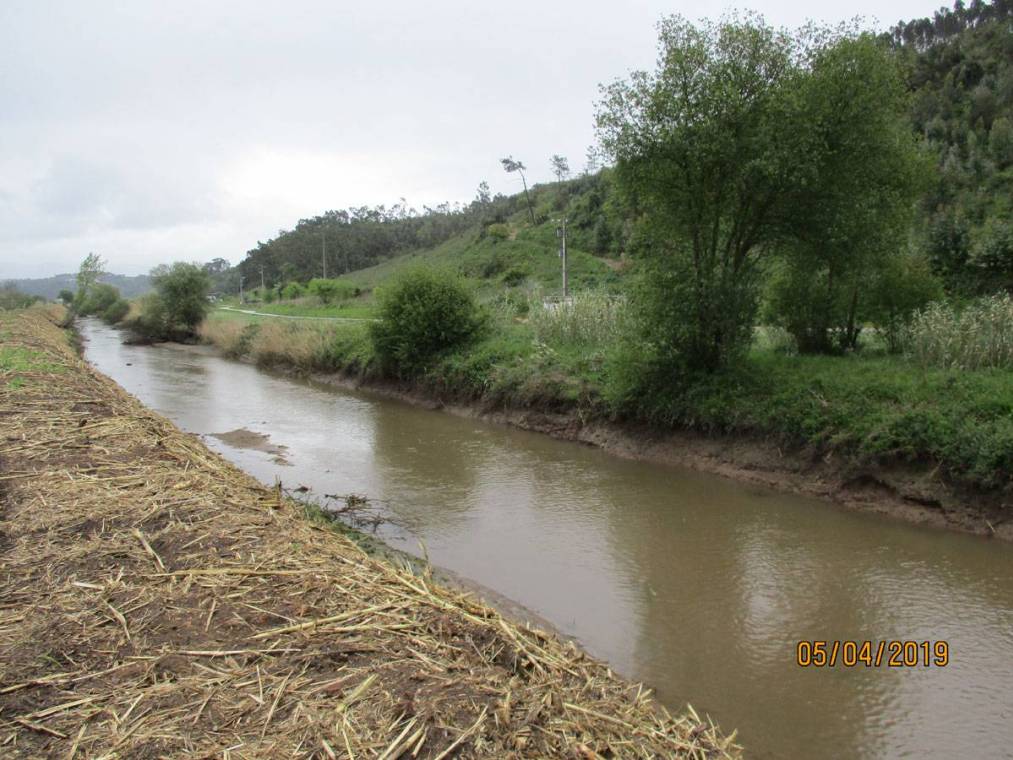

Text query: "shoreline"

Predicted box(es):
[1, 309, 739, 757]
[299, 370, 1013, 542]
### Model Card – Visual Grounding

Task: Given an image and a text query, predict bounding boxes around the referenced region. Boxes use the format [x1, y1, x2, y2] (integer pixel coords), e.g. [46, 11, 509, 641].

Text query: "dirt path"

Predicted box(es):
[0, 308, 738, 758]
[219, 306, 376, 322]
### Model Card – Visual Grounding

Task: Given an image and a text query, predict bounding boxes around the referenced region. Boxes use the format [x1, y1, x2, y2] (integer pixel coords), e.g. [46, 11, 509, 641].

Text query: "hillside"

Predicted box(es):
[889, 0, 1013, 293]
[230, 2, 1011, 303]
[5, 272, 152, 301]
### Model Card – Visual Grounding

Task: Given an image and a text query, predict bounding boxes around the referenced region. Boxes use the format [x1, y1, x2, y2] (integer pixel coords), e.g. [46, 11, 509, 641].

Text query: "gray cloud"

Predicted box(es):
[0, 0, 930, 278]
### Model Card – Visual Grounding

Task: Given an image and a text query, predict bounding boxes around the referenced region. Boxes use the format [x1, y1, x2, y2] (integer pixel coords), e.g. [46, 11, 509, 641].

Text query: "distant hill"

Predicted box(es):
[5, 273, 152, 301]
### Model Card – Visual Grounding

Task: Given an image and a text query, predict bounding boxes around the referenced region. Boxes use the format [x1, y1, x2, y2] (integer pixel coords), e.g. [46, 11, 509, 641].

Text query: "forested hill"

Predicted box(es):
[6, 273, 152, 301]
[889, 0, 1013, 293]
[236, 0, 1012, 296]
[237, 198, 505, 286]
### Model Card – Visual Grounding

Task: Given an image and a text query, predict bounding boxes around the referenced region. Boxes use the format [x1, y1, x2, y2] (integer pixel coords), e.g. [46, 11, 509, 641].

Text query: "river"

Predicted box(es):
[81, 320, 1013, 759]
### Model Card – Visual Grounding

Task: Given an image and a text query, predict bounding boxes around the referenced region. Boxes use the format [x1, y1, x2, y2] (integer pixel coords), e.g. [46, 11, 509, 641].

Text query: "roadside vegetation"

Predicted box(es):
[194, 4, 1012, 501]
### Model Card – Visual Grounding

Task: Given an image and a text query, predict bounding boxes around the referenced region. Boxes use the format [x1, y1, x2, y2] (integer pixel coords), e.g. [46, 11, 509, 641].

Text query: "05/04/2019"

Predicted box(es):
[797, 640, 950, 668]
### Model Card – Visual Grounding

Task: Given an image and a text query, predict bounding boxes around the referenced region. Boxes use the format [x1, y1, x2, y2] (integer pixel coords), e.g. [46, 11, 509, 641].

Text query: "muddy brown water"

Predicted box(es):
[81, 320, 1013, 759]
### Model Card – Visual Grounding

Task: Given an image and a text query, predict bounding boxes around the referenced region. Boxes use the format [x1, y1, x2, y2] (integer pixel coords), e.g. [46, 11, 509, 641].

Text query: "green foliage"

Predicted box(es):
[904, 294, 1013, 369]
[597, 16, 921, 368]
[308, 278, 356, 304]
[80, 283, 120, 317]
[370, 267, 486, 376]
[73, 253, 106, 312]
[58, 289, 74, 306]
[486, 223, 509, 242]
[130, 293, 170, 341]
[892, 1, 1013, 294]
[866, 253, 945, 352]
[100, 298, 130, 325]
[140, 262, 211, 339]
[0, 284, 42, 310]
[281, 281, 305, 300]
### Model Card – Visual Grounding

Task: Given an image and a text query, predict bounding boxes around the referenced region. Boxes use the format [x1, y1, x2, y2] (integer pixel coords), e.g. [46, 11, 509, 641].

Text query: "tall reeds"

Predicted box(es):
[528, 291, 627, 348]
[903, 294, 1013, 369]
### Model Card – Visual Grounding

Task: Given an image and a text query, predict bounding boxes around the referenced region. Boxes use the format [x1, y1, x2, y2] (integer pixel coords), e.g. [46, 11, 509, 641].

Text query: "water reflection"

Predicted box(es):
[81, 320, 1013, 760]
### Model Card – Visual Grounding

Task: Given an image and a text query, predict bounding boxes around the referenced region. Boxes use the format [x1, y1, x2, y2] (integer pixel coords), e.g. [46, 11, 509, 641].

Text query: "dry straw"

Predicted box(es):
[0, 308, 739, 758]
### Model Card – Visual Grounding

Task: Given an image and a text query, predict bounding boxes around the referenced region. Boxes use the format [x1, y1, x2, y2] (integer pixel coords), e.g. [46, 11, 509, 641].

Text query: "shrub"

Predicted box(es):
[100, 298, 130, 325]
[81, 283, 120, 316]
[486, 223, 509, 242]
[866, 253, 943, 353]
[281, 281, 305, 300]
[904, 294, 1013, 369]
[263, 287, 276, 303]
[0, 285, 41, 310]
[309, 278, 355, 304]
[501, 265, 529, 287]
[370, 268, 486, 376]
[128, 293, 170, 341]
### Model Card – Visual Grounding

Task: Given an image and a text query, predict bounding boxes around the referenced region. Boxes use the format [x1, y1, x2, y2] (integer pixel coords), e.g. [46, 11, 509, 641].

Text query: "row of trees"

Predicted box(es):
[66, 253, 211, 341]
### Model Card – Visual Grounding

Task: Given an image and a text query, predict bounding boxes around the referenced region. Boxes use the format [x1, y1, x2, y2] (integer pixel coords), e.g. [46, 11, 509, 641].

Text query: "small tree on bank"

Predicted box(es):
[133, 262, 210, 340]
[74, 253, 106, 313]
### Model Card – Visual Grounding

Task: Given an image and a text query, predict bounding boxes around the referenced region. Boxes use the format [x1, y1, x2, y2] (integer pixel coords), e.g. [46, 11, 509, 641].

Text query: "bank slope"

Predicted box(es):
[0, 307, 738, 759]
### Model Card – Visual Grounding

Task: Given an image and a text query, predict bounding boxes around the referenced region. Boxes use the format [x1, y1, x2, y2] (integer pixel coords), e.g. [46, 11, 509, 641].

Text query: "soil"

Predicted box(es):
[211, 427, 291, 465]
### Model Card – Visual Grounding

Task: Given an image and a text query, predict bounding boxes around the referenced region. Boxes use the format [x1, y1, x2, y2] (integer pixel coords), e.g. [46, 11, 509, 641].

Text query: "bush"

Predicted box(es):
[100, 298, 130, 325]
[867, 253, 943, 353]
[0, 285, 41, 310]
[904, 294, 1013, 369]
[263, 287, 276, 303]
[281, 281, 305, 300]
[370, 268, 486, 376]
[80, 283, 120, 317]
[128, 293, 170, 341]
[308, 278, 355, 304]
[501, 265, 529, 287]
[486, 223, 510, 242]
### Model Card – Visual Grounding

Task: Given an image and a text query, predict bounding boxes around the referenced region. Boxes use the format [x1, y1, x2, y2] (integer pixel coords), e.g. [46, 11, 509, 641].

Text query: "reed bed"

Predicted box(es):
[0, 308, 738, 758]
[903, 294, 1013, 370]
[528, 292, 627, 349]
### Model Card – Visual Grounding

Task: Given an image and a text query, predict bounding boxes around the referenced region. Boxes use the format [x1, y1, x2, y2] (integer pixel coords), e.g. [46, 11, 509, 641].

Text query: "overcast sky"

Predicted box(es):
[0, 0, 932, 278]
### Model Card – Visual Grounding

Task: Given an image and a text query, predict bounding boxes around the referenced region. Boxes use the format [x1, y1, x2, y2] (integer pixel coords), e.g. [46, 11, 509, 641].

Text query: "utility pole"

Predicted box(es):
[259, 266, 265, 291]
[556, 217, 568, 299]
[322, 229, 327, 279]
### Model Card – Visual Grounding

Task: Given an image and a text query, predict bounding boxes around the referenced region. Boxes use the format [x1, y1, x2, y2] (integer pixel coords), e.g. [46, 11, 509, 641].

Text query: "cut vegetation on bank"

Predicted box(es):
[0, 307, 738, 758]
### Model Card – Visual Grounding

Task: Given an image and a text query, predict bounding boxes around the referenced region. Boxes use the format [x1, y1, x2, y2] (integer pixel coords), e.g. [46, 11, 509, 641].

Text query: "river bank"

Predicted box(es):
[197, 314, 1012, 540]
[0, 307, 738, 758]
[305, 371, 1013, 541]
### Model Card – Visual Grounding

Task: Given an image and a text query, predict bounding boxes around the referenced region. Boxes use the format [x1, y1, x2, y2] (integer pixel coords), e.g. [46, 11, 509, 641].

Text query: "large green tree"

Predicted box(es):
[596, 15, 924, 368]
